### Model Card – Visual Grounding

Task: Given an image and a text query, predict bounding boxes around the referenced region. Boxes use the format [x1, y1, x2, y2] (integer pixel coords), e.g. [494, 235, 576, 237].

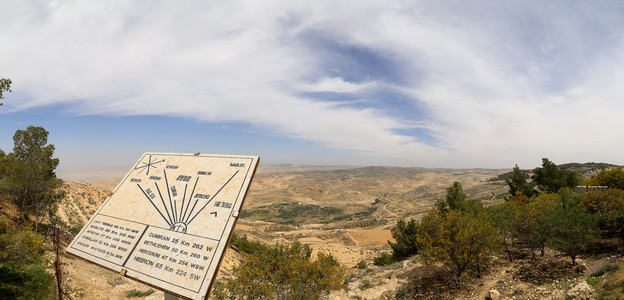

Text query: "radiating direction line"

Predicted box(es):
[136, 168, 240, 229]
[137, 184, 172, 227]
[173, 201, 178, 223]
[179, 183, 188, 223]
[184, 198, 200, 225]
[181, 178, 199, 223]
[164, 170, 177, 223]
[187, 171, 239, 226]
[155, 182, 174, 226]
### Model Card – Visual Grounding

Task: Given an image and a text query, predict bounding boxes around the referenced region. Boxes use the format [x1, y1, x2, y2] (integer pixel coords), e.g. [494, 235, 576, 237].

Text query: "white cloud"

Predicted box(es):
[297, 77, 375, 93]
[2, 1, 624, 168]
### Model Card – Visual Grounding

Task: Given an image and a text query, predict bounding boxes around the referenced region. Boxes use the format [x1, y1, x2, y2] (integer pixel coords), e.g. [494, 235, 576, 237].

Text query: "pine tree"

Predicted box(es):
[505, 164, 534, 197]
[0, 126, 64, 229]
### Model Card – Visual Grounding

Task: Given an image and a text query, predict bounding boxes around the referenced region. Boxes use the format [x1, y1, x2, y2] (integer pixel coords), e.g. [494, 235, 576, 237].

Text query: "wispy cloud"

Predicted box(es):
[2, 1, 624, 168]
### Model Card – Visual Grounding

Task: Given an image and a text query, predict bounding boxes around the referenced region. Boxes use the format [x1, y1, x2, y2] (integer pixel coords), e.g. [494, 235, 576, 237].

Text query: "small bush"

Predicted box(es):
[214, 241, 346, 299]
[373, 252, 397, 266]
[229, 232, 268, 255]
[0, 258, 55, 299]
[126, 289, 154, 298]
[392, 264, 455, 299]
[107, 275, 127, 287]
[0, 225, 54, 299]
[591, 261, 621, 277]
[359, 279, 372, 290]
[356, 260, 367, 269]
[62, 282, 85, 298]
[0, 226, 45, 262]
[69, 225, 82, 235]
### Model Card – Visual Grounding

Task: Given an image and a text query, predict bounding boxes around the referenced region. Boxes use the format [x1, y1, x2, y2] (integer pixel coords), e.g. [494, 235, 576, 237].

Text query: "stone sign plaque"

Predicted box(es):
[67, 153, 259, 300]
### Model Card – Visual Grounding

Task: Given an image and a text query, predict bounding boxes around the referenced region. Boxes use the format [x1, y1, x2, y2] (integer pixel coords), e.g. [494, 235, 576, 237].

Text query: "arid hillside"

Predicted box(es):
[52, 165, 511, 299]
[244, 166, 509, 226]
[51, 165, 624, 299]
[72, 166, 509, 268]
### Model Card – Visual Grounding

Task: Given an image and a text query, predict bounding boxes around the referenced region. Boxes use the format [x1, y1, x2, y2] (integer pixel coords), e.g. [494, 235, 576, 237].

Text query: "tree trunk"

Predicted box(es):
[34, 205, 40, 233]
[503, 241, 513, 262]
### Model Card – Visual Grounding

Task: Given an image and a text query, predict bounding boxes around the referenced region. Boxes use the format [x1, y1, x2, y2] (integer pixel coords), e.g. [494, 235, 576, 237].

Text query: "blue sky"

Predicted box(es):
[2, 1, 624, 181]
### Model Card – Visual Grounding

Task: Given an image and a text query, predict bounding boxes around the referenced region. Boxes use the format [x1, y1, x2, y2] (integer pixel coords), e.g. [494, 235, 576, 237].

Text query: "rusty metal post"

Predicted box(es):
[54, 227, 63, 300]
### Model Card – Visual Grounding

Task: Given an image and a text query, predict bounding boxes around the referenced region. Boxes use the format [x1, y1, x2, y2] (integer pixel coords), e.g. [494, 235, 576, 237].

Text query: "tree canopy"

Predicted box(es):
[445, 181, 466, 210]
[540, 205, 599, 265]
[585, 167, 624, 189]
[580, 189, 624, 241]
[485, 202, 516, 262]
[418, 210, 499, 278]
[0, 77, 11, 106]
[213, 241, 346, 299]
[532, 158, 582, 193]
[0, 126, 64, 227]
[12, 126, 59, 176]
[436, 181, 483, 216]
[388, 219, 419, 260]
[505, 164, 535, 197]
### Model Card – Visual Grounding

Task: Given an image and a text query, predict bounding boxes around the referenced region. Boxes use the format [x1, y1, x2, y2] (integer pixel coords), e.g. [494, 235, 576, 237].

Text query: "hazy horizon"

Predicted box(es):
[3, 1, 624, 175]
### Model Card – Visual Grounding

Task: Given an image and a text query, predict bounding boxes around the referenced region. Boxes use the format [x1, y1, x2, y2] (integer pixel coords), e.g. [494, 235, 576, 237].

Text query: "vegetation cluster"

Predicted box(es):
[240, 201, 344, 225]
[380, 158, 624, 297]
[213, 238, 347, 299]
[0, 123, 62, 299]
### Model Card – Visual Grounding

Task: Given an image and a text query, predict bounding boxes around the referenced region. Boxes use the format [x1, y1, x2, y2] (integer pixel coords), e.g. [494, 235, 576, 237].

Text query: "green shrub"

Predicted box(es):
[418, 209, 500, 278]
[106, 275, 127, 287]
[0, 258, 55, 300]
[240, 202, 344, 225]
[0, 226, 45, 262]
[69, 225, 82, 235]
[388, 219, 419, 260]
[540, 205, 600, 265]
[213, 241, 346, 299]
[591, 261, 621, 277]
[356, 260, 367, 269]
[373, 252, 397, 266]
[359, 279, 372, 290]
[126, 289, 154, 298]
[229, 232, 268, 255]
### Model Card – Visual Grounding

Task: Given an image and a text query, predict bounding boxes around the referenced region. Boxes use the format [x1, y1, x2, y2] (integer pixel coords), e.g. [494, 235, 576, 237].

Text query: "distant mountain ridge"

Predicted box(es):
[558, 162, 620, 173]
[488, 162, 620, 182]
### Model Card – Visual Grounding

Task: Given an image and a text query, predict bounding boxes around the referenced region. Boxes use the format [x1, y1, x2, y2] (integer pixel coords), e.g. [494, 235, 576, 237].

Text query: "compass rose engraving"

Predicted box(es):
[134, 155, 165, 175]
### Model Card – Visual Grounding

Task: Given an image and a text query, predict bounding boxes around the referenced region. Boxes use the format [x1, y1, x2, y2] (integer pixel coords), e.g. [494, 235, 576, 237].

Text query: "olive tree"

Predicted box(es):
[541, 206, 599, 265]
[418, 210, 499, 278]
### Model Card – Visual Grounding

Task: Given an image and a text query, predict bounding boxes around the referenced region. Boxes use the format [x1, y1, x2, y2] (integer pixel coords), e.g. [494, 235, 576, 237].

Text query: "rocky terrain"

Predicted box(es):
[50, 165, 624, 299]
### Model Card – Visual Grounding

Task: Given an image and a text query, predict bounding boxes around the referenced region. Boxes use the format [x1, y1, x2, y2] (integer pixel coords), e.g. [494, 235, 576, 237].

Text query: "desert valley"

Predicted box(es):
[48, 165, 507, 299]
[34, 163, 621, 299]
